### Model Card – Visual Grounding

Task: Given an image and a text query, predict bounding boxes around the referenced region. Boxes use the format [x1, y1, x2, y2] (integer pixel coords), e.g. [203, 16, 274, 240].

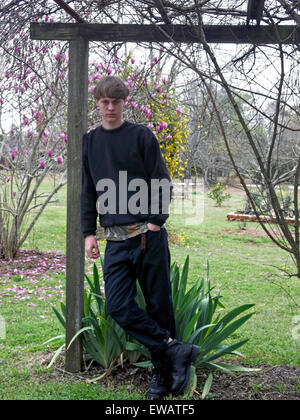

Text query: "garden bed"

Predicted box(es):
[41, 354, 300, 400]
[227, 212, 298, 225]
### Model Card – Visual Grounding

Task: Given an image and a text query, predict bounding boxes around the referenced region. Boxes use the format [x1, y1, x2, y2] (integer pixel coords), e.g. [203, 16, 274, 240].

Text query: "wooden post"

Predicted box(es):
[65, 38, 89, 372]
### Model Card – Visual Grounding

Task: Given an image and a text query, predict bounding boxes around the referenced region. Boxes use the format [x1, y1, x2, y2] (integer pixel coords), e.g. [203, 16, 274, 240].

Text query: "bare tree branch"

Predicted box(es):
[52, 0, 86, 23]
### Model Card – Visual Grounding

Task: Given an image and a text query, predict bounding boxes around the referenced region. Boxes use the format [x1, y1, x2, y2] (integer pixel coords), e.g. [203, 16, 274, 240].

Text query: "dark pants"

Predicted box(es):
[103, 228, 176, 358]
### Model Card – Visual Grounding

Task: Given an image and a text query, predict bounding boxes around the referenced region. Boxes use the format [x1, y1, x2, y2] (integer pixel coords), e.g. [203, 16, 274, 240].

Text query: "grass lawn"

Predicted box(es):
[0, 181, 299, 400]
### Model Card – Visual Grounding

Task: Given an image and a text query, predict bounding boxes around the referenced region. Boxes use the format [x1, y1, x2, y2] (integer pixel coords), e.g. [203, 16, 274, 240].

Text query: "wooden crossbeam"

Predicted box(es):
[30, 23, 300, 44]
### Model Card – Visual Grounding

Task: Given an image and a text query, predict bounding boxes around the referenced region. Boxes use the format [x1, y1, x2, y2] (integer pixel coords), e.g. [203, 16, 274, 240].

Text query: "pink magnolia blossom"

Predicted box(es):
[156, 122, 168, 132]
[93, 73, 101, 81]
[56, 156, 63, 164]
[27, 130, 33, 138]
[47, 150, 52, 158]
[146, 110, 152, 119]
[40, 161, 45, 169]
[61, 132, 68, 143]
[176, 107, 181, 115]
[107, 65, 113, 75]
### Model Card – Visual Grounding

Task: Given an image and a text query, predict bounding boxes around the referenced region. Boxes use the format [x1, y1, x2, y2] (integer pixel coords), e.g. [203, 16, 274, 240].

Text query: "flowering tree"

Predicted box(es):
[0, 30, 68, 259]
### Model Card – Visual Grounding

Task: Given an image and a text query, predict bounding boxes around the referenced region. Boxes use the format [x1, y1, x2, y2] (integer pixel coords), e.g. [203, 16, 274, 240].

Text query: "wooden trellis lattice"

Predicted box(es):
[30, 19, 300, 372]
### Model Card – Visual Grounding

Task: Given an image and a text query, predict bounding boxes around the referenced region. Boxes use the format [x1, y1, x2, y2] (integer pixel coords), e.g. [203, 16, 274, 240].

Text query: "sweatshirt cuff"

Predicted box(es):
[147, 215, 167, 227]
[83, 230, 96, 239]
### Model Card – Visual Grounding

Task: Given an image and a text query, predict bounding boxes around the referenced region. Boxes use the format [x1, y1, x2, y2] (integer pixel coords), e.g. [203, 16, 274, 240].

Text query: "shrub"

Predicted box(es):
[207, 183, 231, 207]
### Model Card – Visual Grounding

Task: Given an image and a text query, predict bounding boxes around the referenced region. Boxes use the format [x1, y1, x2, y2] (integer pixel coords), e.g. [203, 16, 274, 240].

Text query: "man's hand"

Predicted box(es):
[147, 222, 161, 232]
[85, 235, 100, 259]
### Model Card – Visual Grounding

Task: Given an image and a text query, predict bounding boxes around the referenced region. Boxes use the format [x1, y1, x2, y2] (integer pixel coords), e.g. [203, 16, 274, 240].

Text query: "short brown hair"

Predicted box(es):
[93, 76, 129, 100]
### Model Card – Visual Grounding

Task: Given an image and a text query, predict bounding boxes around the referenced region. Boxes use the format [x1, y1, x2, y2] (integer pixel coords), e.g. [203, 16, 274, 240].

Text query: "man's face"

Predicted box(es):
[96, 97, 125, 128]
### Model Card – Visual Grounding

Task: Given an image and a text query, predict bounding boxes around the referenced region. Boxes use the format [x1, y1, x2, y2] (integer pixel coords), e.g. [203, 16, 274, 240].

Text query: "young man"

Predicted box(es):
[81, 76, 199, 399]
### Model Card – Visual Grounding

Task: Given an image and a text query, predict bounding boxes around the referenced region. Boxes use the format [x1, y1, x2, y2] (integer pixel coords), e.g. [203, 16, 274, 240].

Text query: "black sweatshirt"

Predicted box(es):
[80, 121, 172, 238]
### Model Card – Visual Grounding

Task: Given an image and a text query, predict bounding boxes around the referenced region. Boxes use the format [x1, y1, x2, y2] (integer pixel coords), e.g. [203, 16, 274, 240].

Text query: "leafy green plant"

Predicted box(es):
[172, 257, 256, 369]
[207, 183, 231, 207]
[46, 256, 127, 372]
[170, 256, 258, 396]
[80, 259, 127, 370]
[47, 254, 257, 394]
[278, 191, 294, 218]
[243, 189, 294, 218]
[244, 192, 265, 215]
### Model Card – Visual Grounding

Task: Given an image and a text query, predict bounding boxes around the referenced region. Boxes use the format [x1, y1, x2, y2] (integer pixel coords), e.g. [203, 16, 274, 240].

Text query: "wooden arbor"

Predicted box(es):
[30, 21, 300, 373]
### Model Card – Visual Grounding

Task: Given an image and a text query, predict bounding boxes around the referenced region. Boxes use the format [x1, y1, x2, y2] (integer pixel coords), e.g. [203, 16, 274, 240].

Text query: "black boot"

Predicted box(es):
[163, 339, 200, 396]
[145, 367, 169, 400]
